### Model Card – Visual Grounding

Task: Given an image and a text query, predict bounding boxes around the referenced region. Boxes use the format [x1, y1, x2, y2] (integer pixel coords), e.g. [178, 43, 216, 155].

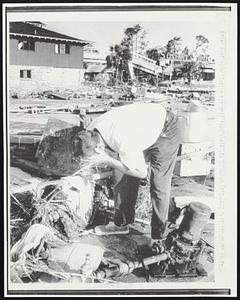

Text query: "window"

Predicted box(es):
[55, 43, 70, 54]
[18, 40, 35, 51]
[20, 70, 31, 79]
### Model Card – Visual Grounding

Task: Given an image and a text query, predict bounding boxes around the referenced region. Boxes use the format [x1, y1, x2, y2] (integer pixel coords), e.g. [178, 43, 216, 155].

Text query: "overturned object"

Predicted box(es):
[95, 202, 212, 279]
[49, 243, 104, 276]
[10, 224, 104, 283]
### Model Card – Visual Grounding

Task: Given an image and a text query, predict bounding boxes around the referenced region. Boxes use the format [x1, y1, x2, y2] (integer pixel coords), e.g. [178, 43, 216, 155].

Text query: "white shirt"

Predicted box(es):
[87, 103, 166, 175]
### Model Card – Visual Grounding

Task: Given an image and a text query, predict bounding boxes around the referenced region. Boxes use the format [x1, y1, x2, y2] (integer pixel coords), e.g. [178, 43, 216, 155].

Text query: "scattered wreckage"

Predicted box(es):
[9, 88, 215, 284]
[10, 137, 214, 283]
[10, 170, 214, 283]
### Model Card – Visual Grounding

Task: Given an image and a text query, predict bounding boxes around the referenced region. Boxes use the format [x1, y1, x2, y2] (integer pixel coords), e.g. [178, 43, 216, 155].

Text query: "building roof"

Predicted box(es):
[84, 51, 106, 62]
[85, 64, 107, 73]
[9, 22, 90, 45]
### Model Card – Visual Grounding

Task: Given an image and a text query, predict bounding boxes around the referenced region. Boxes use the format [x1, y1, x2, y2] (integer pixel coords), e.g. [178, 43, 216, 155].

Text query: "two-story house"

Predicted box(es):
[9, 21, 90, 92]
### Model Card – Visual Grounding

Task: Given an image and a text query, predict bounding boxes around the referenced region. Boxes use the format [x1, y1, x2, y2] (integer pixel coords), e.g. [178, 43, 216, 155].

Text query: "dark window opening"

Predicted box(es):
[65, 44, 70, 54]
[18, 40, 35, 51]
[55, 43, 70, 54]
[20, 70, 31, 79]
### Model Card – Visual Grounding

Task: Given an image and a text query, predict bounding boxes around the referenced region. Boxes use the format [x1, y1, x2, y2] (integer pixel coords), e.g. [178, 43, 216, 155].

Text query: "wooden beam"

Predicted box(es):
[10, 135, 41, 145]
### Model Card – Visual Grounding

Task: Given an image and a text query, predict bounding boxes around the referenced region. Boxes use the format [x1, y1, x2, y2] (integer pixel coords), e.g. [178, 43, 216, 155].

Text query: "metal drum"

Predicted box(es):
[179, 201, 212, 243]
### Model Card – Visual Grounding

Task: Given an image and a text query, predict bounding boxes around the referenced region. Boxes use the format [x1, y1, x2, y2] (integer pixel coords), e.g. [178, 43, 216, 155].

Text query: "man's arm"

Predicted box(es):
[107, 155, 147, 179]
[83, 151, 147, 179]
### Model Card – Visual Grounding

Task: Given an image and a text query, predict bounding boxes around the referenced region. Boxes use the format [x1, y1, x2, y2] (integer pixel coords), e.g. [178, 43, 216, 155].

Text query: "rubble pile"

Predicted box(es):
[9, 77, 215, 284]
[10, 82, 117, 101]
[10, 80, 215, 112]
[10, 171, 103, 283]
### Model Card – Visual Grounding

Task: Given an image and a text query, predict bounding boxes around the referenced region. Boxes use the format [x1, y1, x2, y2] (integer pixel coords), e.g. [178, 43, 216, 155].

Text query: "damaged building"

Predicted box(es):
[9, 21, 90, 92]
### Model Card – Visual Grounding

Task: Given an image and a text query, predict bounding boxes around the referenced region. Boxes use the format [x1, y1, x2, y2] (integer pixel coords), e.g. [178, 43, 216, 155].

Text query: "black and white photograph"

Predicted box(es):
[3, 3, 237, 297]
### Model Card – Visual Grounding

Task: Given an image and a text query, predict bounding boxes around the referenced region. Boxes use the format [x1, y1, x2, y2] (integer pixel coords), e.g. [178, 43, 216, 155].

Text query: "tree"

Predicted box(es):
[146, 48, 159, 61]
[181, 46, 190, 57]
[195, 35, 209, 49]
[146, 45, 167, 64]
[106, 24, 146, 82]
[134, 29, 149, 55]
[194, 34, 209, 57]
[166, 36, 182, 56]
[181, 35, 209, 82]
[180, 61, 195, 83]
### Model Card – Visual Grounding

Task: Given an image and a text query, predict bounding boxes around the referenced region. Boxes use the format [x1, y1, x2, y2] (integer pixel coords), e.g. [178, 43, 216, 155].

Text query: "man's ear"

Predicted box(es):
[94, 144, 104, 154]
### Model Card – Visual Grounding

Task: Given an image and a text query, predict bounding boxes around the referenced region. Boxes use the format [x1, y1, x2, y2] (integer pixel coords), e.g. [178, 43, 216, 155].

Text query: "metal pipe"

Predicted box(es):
[95, 252, 169, 280]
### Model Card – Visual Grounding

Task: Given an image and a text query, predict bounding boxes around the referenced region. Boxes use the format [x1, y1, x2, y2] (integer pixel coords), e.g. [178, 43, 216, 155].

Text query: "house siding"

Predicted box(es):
[9, 37, 84, 69]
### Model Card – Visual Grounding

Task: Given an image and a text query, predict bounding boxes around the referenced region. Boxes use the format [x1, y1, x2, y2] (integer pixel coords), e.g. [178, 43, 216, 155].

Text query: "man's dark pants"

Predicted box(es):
[113, 111, 181, 239]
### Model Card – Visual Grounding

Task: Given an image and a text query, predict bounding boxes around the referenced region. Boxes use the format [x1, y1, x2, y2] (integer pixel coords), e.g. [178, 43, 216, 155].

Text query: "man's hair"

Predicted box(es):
[75, 129, 100, 157]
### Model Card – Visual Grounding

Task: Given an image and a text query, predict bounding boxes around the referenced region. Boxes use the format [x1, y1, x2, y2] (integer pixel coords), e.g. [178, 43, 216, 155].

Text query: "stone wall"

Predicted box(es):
[9, 65, 85, 94]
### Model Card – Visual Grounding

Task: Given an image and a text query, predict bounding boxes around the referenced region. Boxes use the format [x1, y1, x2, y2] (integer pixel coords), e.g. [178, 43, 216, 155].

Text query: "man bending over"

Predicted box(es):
[76, 103, 181, 243]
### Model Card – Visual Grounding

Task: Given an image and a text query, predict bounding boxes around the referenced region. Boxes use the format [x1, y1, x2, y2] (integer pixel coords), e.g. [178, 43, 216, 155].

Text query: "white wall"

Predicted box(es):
[9, 65, 85, 94]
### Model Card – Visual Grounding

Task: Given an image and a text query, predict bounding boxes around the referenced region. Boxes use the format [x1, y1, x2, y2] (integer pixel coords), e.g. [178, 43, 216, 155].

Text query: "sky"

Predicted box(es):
[45, 21, 217, 57]
[8, 9, 220, 58]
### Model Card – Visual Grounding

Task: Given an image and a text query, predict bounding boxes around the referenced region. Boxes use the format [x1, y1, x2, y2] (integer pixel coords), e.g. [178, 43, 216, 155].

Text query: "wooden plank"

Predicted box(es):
[10, 134, 41, 145]
[86, 107, 108, 114]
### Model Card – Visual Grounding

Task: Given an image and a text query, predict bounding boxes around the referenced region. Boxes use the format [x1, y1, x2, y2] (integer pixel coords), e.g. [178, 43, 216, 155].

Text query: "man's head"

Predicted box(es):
[75, 129, 103, 158]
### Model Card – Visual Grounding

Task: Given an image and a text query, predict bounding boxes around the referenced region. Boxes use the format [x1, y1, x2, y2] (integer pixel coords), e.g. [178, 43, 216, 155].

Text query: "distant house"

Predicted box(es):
[83, 44, 107, 66]
[9, 21, 89, 92]
[158, 57, 215, 81]
[199, 66, 215, 81]
[84, 64, 107, 81]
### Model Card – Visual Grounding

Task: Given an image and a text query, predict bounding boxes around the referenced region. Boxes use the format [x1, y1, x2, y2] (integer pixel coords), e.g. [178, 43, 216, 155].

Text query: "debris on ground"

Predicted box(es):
[8, 78, 215, 284]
